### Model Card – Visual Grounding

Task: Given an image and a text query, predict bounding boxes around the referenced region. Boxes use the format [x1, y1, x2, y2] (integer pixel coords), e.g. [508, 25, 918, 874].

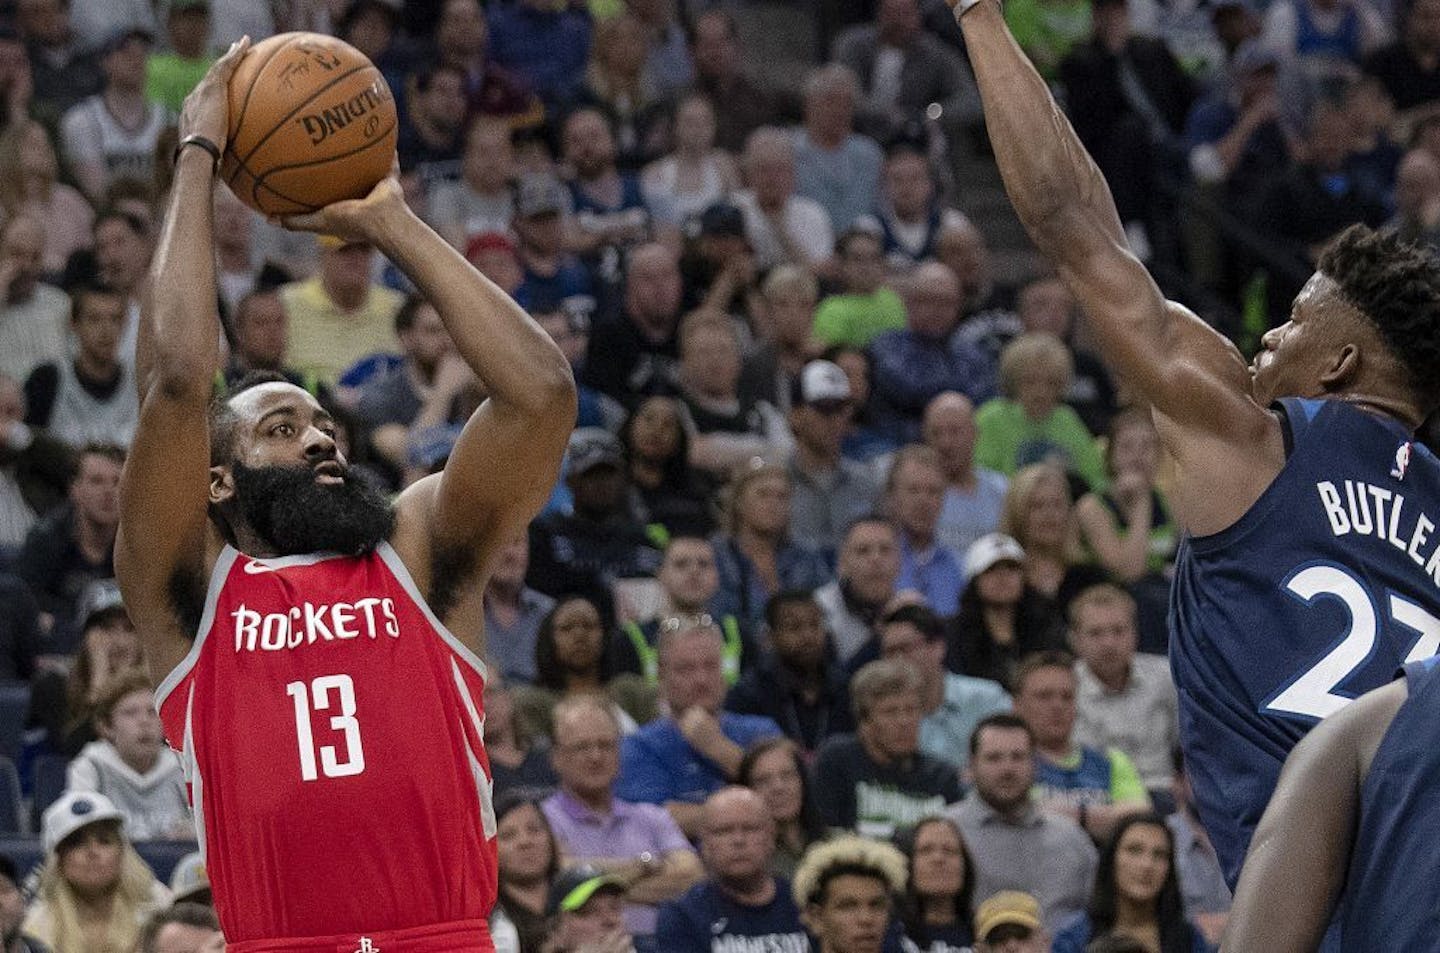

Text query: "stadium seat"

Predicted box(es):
[29, 753, 68, 833]
[0, 835, 42, 885]
[0, 758, 19, 834]
[0, 682, 29, 762]
[134, 840, 200, 885]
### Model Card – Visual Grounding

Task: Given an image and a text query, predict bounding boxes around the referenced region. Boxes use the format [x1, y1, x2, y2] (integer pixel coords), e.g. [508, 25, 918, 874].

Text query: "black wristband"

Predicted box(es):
[174, 134, 222, 173]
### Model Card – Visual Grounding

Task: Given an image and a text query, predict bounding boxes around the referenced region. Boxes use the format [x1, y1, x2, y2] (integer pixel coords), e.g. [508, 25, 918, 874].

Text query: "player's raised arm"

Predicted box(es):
[117, 41, 250, 685]
[950, 1, 1271, 455]
[280, 179, 577, 600]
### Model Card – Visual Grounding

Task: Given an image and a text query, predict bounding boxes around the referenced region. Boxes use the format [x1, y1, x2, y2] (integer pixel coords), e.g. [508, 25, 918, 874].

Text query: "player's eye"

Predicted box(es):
[271, 423, 294, 437]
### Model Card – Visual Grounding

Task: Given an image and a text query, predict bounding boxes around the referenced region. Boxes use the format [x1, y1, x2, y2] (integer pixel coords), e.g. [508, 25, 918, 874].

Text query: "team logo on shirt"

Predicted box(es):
[1393, 441, 1413, 481]
[353, 939, 379, 953]
[231, 598, 401, 652]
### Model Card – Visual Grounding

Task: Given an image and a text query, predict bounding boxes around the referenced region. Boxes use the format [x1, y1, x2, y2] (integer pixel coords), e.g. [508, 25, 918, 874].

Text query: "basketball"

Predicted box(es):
[221, 32, 397, 217]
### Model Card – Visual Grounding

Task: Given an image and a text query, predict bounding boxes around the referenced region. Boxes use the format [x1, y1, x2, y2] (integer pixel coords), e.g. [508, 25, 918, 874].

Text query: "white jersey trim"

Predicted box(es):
[451, 658, 497, 840]
[155, 545, 241, 711]
[184, 682, 208, 863]
[376, 541, 489, 684]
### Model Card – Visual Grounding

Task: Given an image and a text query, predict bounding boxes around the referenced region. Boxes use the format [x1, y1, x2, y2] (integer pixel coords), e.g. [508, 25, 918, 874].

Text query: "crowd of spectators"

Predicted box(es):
[0, 0, 1434, 949]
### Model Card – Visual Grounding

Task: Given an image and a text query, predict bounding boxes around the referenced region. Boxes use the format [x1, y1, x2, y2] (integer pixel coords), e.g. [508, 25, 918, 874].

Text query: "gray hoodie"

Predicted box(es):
[65, 741, 191, 841]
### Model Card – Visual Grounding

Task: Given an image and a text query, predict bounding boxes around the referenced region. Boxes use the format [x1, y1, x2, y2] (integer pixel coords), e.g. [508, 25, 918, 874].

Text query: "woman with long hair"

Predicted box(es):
[515, 596, 655, 741]
[736, 738, 825, 877]
[999, 462, 1108, 613]
[22, 792, 169, 953]
[619, 395, 714, 538]
[0, 120, 94, 273]
[946, 533, 1065, 690]
[494, 791, 564, 953]
[894, 816, 977, 953]
[1075, 409, 1178, 584]
[1052, 814, 1212, 953]
[710, 462, 829, 633]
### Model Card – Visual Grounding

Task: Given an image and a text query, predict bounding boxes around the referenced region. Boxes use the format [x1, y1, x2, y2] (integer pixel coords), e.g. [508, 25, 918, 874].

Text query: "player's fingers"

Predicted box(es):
[272, 211, 328, 234]
[207, 36, 252, 83]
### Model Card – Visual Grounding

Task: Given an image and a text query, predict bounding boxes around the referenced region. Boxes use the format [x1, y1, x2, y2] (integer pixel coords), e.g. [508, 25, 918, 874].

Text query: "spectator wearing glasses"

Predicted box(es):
[786, 360, 881, 559]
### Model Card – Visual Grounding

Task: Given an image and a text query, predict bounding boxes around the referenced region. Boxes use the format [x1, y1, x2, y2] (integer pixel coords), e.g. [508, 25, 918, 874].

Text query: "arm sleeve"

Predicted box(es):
[1107, 748, 1151, 805]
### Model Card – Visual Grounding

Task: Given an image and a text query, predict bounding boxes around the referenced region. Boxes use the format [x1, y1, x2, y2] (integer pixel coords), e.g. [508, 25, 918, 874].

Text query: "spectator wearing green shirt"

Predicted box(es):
[145, 0, 214, 113]
[974, 333, 1106, 491]
[812, 228, 906, 348]
[1013, 651, 1151, 843]
[1004, 0, 1093, 79]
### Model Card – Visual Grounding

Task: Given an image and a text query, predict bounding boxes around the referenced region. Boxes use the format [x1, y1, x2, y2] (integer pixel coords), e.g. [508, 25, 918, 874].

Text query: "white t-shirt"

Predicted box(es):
[733, 190, 834, 271]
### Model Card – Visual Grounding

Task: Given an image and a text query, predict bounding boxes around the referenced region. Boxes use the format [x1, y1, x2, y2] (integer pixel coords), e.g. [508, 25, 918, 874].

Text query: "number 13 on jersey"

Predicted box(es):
[1265, 564, 1440, 721]
[287, 674, 366, 781]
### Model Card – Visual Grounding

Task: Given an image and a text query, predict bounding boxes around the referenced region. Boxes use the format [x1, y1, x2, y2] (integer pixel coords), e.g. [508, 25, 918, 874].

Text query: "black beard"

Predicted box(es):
[230, 460, 395, 557]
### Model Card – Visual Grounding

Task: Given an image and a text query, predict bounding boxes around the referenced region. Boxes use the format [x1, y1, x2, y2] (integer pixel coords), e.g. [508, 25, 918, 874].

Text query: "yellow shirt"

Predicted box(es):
[280, 278, 404, 386]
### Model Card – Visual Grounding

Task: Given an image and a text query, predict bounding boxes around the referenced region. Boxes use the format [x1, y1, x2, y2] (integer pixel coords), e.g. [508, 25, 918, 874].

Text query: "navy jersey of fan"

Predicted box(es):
[1340, 655, 1440, 950]
[1170, 397, 1440, 887]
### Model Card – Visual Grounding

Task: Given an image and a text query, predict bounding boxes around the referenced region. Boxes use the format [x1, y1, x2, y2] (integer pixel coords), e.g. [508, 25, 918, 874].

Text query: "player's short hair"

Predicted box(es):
[1068, 583, 1137, 628]
[792, 834, 907, 908]
[969, 712, 1034, 757]
[1013, 650, 1076, 695]
[850, 658, 922, 722]
[93, 668, 153, 725]
[135, 903, 220, 953]
[208, 370, 291, 467]
[1317, 225, 1440, 410]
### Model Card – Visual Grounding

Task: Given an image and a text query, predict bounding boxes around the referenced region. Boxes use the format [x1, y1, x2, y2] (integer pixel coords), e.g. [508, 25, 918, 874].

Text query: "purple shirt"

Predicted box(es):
[542, 788, 695, 937]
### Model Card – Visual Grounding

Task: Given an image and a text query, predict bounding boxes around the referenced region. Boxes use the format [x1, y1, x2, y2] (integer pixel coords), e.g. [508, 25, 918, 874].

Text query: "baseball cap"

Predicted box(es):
[964, 533, 1026, 579]
[547, 865, 627, 915]
[791, 360, 852, 410]
[76, 578, 126, 631]
[974, 890, 1042, 941]
[695, 202, 746, 240]
[567, 428, 623, 476]
[465, 231, 518, 261]
[515, 174, 570, 219]
[42, 792, 125, 855]
[170, 851, 212, 904]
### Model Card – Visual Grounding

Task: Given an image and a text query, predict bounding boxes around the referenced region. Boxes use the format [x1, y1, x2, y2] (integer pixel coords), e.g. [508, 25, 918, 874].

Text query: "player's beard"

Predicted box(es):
[231, 460, 395, 557]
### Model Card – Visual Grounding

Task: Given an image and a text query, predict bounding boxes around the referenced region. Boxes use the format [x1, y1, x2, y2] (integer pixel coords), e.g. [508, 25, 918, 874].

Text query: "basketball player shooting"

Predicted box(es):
[116, 40, 576, 952]
[945, 0, 1440, 892]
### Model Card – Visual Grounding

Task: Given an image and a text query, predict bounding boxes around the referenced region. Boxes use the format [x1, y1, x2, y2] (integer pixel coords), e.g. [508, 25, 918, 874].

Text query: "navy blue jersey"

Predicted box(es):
[1340, 655, 1440, 950]
[1170, 398, 1440, 886]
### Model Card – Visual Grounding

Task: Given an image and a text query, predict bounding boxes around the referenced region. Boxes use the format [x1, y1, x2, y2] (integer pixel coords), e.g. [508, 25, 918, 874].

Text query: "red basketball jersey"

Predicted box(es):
[156, 543, 498, 952]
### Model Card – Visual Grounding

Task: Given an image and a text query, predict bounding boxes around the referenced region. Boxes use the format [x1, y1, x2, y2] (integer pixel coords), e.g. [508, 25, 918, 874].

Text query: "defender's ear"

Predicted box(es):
[1318, 342, 1360, 392]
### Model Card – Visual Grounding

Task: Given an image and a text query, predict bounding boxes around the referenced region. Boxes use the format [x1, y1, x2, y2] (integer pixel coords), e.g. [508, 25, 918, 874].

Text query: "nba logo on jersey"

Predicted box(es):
[1393, 441, 1413, 481]
[353, 938, 379, 953]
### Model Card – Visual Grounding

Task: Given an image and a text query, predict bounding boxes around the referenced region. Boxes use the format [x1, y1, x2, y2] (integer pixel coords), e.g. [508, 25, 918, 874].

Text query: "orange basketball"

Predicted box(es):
[221, 32, 397, 217]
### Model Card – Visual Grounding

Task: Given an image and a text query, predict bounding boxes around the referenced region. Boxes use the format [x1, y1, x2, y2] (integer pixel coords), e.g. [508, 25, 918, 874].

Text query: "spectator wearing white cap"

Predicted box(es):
[786, 360, 881, 559]
[946, 534, 1066, 691]
[22, 791, 168, 953]
[167, 851, 210, 908]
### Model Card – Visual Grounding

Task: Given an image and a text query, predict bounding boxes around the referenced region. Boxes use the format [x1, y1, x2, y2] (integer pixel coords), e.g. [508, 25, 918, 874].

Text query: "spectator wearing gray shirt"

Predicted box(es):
[787, 360, 881, 559]
[946, 714, 1097, 933]
[1068, 584, 1179, 798]
[483, 535, 556, 685]
[791, 64, 884, 232]
[1166, 749, 1230, 948]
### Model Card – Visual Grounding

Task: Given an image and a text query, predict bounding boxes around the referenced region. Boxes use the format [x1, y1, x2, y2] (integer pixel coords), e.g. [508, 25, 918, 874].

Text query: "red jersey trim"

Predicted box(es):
[154, 545, 241, 713]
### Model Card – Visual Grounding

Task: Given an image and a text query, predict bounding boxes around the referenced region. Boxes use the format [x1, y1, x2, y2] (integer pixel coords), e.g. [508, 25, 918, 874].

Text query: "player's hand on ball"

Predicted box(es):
[274, 172, 405, 243]
[178, 36, 251, 151]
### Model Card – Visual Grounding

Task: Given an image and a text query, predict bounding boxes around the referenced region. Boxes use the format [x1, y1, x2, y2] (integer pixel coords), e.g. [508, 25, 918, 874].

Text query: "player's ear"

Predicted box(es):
[1318, 342, 1360, 392]
[209, 464, 235, 506]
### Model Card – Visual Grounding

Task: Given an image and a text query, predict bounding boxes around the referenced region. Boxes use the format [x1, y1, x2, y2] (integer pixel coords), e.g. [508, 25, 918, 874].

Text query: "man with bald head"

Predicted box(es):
[924, 390, 1008, 555]
[0, 216, 69, 384]
[585, 242, 686, 403]
[869, 261, 996, 444]
[656, 786, 809, 952]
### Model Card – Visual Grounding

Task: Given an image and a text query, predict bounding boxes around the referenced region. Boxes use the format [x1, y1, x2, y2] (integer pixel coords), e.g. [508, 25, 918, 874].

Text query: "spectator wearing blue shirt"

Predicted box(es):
[869, 261, 996, 446]
[617, 617, 783, 837]
[655, 786, 809, 953]
[792, 64, 885, 232]
[512, 174, 598, 322]
[923, 392, 1009, 559]
[886, 446, 966, 617]
[486, 0, 592, 109]
[878, 604, 1010, 774]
